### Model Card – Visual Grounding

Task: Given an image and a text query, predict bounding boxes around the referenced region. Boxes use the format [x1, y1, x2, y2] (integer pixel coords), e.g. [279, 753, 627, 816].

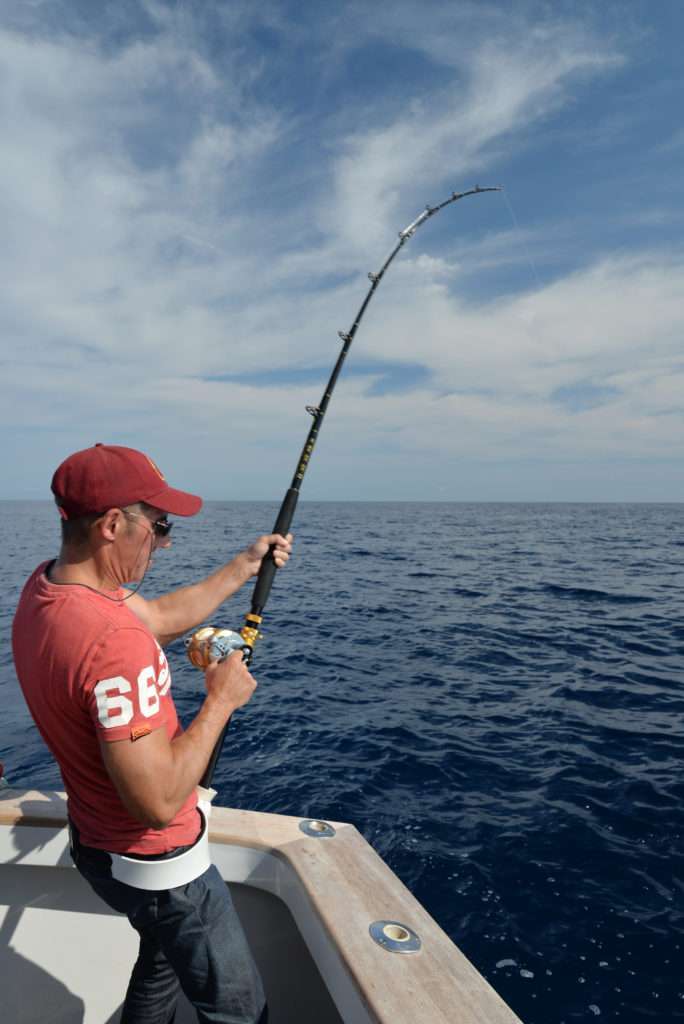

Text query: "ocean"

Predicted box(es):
[1, 500, 682, 1023]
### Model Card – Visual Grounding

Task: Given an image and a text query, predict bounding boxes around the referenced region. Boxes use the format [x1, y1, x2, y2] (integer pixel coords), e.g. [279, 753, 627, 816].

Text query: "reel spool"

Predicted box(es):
[185, 627, 248, 670]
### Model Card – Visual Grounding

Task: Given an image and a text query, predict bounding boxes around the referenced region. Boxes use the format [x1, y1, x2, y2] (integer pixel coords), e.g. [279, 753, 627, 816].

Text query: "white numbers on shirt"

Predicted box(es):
[94, 663, 165, 729]
[94, 676, 134, 729]
[137, 665, 160, 718]
[157, 649, 171, 696]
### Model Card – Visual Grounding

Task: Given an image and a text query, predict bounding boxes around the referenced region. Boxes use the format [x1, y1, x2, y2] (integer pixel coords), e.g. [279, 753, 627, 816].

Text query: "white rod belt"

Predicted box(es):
[109, 803, 212, 891]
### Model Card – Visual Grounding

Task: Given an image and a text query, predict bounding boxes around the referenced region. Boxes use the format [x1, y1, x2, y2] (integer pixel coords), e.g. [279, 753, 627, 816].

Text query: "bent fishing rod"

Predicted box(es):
[186, 184, 501, 787]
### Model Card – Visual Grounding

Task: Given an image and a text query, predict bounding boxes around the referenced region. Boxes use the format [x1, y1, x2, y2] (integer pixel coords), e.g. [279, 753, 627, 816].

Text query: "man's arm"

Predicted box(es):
[127, 532, 292, 646]
[99, 652, 255, 829]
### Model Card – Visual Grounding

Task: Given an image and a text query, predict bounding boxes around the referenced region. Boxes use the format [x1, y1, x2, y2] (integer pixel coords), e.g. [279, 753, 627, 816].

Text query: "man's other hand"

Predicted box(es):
[205, 650, 257, 714]
[241, 533, 293, 576]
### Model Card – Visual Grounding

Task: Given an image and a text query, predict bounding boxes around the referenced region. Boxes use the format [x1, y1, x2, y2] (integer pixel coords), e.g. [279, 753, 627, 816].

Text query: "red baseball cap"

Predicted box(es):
[51, 444, 202, 519]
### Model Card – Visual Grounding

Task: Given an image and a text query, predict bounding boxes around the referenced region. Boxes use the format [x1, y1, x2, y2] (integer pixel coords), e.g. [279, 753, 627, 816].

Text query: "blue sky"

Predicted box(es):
[1, 0, 683, 501]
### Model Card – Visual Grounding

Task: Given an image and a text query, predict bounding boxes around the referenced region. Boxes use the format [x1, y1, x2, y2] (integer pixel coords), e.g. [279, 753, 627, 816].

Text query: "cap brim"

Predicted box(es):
[144, 485, 203, 517]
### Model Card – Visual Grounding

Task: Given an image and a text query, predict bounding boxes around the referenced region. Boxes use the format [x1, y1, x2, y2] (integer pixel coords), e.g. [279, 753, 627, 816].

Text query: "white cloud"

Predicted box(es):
[0, 3, 681, 501]
[296, 19, 624, 273]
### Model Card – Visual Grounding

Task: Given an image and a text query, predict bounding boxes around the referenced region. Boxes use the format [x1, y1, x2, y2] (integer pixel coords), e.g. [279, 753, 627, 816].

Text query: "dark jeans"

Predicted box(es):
[70, 833, 267, 1024]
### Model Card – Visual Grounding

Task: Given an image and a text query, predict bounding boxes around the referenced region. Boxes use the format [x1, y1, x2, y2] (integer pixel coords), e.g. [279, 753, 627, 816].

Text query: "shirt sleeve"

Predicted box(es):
[85, 627, 170, 742]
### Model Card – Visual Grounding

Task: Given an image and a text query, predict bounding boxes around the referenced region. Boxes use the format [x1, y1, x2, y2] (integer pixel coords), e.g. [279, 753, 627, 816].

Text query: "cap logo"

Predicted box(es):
[144, 455, 165, 481]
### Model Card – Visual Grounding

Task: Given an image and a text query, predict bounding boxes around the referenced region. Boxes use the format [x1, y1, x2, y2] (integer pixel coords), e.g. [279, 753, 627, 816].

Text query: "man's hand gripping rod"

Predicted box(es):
[186, 185, 502, 787]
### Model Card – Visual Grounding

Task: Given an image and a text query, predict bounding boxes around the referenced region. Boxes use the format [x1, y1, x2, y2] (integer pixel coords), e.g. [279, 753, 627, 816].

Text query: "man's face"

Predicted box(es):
[115, 506, 173, 582]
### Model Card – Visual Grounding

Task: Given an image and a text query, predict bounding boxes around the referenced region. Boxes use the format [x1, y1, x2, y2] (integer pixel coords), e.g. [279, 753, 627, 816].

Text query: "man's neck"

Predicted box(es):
[48, 551, 119, 592]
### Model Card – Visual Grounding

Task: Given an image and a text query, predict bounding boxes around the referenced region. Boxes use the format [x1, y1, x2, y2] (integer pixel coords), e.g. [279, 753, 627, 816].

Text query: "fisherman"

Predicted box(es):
[12, 443, 293, 1024]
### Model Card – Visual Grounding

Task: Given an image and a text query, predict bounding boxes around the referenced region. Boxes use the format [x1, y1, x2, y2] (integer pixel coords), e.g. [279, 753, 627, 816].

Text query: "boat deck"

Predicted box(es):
[1, 862, 342, 1023]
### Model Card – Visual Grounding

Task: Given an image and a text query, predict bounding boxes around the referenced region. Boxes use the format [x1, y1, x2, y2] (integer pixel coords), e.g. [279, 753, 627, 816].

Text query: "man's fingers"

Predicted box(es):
[267, 532, 293, 549]
[268, 533, 293, 567]
[245, 532, 294, 573]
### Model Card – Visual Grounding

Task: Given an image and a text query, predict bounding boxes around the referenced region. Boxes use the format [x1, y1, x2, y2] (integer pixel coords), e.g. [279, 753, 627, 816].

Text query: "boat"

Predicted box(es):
[0, 785, 523, 1023]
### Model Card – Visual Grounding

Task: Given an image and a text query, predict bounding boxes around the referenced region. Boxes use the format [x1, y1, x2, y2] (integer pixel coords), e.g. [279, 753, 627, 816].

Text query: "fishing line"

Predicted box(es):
[186, 184, 502, 787]
[500, 188, 544, 293]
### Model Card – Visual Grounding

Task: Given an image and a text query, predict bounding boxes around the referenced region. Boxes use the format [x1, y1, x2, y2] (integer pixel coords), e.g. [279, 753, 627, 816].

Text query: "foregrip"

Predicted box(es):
[250, 487, 299, 615]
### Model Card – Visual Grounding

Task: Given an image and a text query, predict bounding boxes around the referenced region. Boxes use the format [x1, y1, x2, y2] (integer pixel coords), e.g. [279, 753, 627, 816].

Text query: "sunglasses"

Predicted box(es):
[123, 510, 173, 538]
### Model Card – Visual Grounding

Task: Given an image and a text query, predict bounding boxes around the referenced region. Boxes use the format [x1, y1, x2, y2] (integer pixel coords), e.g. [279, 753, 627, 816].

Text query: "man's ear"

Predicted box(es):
[97, 508, 123, 542]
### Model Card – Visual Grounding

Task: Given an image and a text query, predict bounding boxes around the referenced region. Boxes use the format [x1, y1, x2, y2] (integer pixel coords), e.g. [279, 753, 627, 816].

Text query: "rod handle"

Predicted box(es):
[201, 488, 299, 789]
[200, 722, 228, 789]
[251, 487, 299, 614]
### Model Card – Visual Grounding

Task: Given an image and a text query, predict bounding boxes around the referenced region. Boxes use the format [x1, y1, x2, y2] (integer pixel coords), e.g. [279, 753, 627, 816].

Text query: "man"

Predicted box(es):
[12, 443, 293, 1024]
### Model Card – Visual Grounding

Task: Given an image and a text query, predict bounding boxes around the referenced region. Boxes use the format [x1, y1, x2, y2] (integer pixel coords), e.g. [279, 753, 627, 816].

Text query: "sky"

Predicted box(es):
[1, 0, 683, 502]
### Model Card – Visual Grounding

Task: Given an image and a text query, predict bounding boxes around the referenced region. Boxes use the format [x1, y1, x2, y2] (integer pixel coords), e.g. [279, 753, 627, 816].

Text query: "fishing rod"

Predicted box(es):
[186, 184, 501, 787]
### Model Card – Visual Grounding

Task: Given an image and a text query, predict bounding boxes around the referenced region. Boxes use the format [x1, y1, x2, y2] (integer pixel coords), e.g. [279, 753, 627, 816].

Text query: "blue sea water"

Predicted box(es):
[1, 500, 682, 1023]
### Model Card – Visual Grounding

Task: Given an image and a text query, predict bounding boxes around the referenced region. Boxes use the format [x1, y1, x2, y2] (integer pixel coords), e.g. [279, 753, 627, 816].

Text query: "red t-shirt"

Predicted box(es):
[12, 562, 200, 854]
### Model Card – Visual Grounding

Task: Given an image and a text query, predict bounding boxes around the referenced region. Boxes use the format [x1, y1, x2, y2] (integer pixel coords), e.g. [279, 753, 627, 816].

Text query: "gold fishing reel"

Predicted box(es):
[185, 616, 263, 669]
[185, 627, 247, 669]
